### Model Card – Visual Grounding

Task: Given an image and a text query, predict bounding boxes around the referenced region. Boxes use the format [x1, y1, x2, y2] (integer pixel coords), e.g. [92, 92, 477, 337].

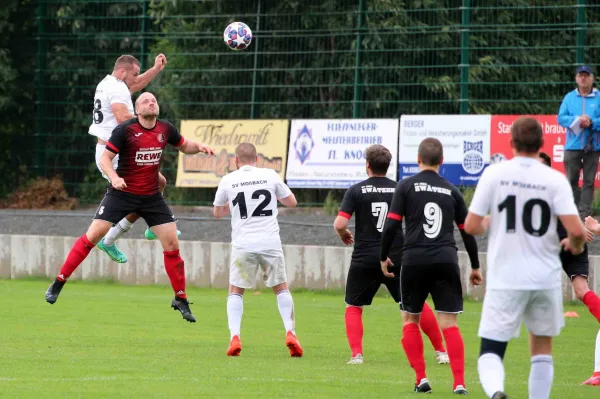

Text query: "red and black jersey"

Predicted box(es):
[106, 118, 184, 195]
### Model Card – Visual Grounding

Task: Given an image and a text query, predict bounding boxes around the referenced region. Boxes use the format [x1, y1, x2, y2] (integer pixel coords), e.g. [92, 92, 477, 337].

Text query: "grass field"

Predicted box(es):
[1, 280, 599, 398]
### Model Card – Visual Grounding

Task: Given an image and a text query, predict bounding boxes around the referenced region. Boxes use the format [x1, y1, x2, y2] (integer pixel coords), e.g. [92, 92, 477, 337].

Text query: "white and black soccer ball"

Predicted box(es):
[490, 153, 507, 164]
[224, 22, 252, 51]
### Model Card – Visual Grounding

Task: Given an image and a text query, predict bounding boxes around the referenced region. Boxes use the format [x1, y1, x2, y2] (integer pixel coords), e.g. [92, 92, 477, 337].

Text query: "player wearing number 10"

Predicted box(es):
[465, 117, 586, 399]
[213, 143, 303, 358]
[334, 144, 449, 366]
[379, 138, 482, 395]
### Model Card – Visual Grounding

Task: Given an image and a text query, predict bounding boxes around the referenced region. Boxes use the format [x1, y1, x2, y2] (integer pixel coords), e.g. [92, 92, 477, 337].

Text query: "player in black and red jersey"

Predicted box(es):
[45, 92, 215, 322]
[379, 138, 482, 395]
[333, 144, 449, 366]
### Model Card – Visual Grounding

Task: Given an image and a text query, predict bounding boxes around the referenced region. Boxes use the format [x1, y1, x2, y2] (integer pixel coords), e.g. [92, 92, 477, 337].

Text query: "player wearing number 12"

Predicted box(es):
[464, 117, 586, 399]
[379, 138, 483, 395]
[333, 144, 449, 366]
[213, 143, 303, 358]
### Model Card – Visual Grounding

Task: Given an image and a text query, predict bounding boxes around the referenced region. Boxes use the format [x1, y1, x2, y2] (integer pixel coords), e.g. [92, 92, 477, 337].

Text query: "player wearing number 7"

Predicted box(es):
[333, 144, 450, 366]
[213, 143, 303, 358]
[379, 138, 483, 395]
[464, 117, 586, 399]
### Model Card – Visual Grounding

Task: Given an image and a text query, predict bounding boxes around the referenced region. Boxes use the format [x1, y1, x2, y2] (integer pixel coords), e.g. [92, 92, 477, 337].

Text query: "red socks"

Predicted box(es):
[345, 306, 364, 356]
[57, 234, 94, 281]
[164, 250, 186, 299]
[443, 326, 465, 389]
[402, 323, 426, 384]
[583, 291, 600, 323]
[419, 302, 446, 353]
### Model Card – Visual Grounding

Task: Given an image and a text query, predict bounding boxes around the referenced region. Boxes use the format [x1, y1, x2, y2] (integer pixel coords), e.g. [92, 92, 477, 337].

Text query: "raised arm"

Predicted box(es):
[128, 54, 167, 94]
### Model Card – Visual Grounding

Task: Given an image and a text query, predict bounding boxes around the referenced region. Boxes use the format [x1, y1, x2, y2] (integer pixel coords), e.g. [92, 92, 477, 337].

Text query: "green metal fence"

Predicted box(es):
[30, 0, 600, 205]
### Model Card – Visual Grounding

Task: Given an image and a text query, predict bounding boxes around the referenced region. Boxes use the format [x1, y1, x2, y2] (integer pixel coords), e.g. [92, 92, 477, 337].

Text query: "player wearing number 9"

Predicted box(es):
[333, 144, 450, 367]
[464, 116, 587, 399]
[212, 143, 303, 358]
[379, 137, 482, 395]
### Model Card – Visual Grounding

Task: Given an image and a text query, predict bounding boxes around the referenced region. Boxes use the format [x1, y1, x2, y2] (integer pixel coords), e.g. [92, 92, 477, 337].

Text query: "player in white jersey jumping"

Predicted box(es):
[89, 54, 177, 263]
[464, 117, 586, 399]
[213, 143, 303, 358]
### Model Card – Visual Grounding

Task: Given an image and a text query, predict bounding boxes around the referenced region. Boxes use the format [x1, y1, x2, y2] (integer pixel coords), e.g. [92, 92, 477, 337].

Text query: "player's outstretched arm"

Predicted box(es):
[560, 214, 586, 255]
[128, 54, 167, 94]
[278, 193, 297, 208]
[213, 205, 230, 219]
[100, 149, 126, 190]
[176, 138, 216, 155]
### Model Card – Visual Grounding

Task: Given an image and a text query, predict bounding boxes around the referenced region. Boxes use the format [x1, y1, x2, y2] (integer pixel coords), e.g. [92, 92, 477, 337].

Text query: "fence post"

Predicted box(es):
[250, 0, 262, 119]
[35, 0, 47, 177]
[140, 0, 148, 73]
[352, 0, 366, 118]
[576, 0, 586, 66]
[459, 0, 471, 114]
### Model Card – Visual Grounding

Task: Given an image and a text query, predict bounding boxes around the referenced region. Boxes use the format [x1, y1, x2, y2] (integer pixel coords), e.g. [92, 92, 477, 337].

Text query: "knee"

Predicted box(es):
[402, 312, 420, 325]
[159, 174, 167, 191]
[162, 238, 179, 252]
[437, 314, 458, 331]
[480, 337, 508, 359]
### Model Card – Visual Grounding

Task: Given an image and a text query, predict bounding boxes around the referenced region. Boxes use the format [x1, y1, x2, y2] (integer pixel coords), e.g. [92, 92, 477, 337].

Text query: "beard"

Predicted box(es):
[139, 109, 159, 118]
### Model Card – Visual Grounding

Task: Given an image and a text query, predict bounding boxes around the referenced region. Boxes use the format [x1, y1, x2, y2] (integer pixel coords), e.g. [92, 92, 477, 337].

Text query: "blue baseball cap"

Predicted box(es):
[576, 65, 594, 75]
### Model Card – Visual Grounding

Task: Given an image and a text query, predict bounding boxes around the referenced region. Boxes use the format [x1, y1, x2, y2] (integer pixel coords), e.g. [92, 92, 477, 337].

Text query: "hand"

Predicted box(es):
[154, 54, 167, 71]
[469, 269, 483, 286]
[585, 216, 599, 234]
[561, 237, 584, 256]
[580, 115, 592, 128]
[337, 229, 354, 245]
[586, 228, 595, 243]
[380, 257, 394, 278]
[199, 144, 216, 156]
[111, 177, 127, 190]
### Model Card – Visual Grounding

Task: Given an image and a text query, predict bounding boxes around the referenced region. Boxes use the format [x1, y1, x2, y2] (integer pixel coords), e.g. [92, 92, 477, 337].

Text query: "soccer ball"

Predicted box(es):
[223, 22, 252, 51]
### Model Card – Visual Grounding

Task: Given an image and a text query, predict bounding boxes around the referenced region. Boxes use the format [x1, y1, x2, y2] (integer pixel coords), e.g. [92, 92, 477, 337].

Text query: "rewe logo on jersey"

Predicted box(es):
[135, 149, 163, 164]
[361, 185, 395, 194]
[414, 182, 451, 196]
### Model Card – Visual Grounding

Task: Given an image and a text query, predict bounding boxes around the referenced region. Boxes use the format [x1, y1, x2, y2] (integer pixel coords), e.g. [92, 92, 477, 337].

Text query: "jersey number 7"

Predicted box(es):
[372, 202, 389, 232]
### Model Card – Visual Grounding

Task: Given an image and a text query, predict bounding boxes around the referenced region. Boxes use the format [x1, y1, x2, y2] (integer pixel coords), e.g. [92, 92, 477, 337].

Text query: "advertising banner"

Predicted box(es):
[175, 120, 289, 187]
[285, 119, 399, 188]
[489, 114, 600, 187]
[398, 115, 491, 186]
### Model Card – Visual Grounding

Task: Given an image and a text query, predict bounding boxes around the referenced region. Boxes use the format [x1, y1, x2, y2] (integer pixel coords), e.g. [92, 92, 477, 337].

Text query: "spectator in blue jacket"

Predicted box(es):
[558, 65, 600, 218]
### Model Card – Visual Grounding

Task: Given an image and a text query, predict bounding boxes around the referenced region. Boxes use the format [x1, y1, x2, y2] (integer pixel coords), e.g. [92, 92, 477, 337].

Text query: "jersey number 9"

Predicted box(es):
[423, 202, 443, 239]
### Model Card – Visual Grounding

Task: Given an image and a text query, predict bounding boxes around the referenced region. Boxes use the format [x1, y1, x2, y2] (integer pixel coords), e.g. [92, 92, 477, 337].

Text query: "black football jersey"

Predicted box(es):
[388, 170, 467, 266]
[338, 177, 403, 266]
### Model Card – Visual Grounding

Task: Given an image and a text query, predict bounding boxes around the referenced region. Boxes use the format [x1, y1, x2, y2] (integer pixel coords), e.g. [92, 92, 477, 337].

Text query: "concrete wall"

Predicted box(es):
[1, 234, 598, 301]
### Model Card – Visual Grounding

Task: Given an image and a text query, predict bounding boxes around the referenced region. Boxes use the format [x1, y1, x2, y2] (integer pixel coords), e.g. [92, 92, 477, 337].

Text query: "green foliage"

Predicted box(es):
[323, 190, 342, 216]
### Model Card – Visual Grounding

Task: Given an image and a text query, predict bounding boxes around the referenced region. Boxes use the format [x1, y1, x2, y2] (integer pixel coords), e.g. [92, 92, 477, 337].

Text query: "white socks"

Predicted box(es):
[227, 293, 243, 339]
[103, 218, 133, 246]
[595, 329, 600, 373]
[478, 353, 505, 398]
[529, 355, 553, 399]
[276, 289, 295, 333]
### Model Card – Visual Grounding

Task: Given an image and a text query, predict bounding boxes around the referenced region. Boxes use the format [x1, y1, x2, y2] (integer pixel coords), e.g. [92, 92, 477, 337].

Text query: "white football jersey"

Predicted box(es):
[88, 75, 134, 141]
[469, 156, 579, 290]
[214, 165, 293, 251]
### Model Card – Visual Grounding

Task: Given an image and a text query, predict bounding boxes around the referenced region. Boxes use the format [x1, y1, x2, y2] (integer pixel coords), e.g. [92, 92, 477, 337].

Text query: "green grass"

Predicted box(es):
[0, 280, 598, 398]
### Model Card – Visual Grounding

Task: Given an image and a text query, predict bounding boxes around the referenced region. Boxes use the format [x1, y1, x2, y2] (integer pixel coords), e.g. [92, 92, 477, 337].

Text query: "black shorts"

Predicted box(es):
[94, 188, 176, 228]
[400, 263, 463, 314]
[561, 249, 589, 280]
[345, 263, 401, 306]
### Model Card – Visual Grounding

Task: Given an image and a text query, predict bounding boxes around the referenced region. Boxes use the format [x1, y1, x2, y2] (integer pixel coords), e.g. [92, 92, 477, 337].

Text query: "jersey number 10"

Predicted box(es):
[232, 190, 273, 219]
[498, 195, 550, 236]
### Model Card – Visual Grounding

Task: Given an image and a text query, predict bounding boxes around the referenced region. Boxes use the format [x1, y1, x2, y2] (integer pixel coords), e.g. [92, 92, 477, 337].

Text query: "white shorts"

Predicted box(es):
[229, 248, 287, 289]
[95, 143, 119, 181]
[478, 288, 564, 342]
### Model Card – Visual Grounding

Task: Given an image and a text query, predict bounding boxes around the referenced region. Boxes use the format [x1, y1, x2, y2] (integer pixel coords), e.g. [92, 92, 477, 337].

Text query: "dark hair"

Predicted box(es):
[235, 142, 257, 163]
[511, 117, 543, 154]
[114, 55, 141, 69]
[365, 144, 392, 175]
[538, 152, 551, 167]
[418, 137, 443, 166]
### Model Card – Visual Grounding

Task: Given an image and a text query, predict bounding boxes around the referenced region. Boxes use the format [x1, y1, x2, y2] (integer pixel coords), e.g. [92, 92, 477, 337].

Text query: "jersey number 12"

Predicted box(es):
[232, 190, 273, 219]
